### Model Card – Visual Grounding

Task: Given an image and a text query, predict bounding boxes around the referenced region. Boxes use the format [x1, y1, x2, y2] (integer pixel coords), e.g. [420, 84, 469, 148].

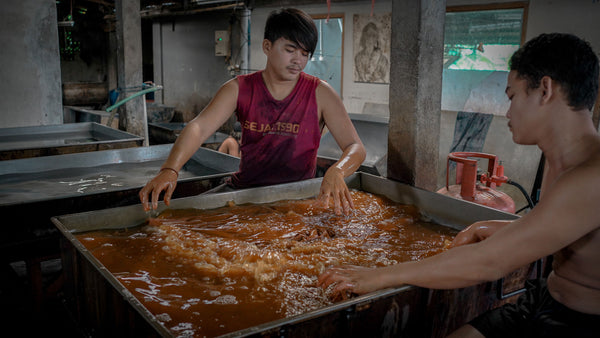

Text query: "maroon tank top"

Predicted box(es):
[229, 71, 321, 188]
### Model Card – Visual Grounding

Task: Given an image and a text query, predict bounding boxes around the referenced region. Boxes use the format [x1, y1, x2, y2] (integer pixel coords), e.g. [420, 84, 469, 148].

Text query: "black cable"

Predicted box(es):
[530, 154, 545, 205]
[507, 179, 536, 212]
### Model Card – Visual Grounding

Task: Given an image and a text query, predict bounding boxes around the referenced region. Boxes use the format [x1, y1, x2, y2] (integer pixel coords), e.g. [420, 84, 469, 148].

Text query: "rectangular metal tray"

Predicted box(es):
[0, 122, 144, 160]
[148, 122, 229, 148]
[51, 173, 536, 337]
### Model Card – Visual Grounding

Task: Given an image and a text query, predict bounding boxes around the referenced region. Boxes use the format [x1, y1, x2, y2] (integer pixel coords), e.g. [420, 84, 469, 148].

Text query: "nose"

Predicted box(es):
[292, 51, 302, 63]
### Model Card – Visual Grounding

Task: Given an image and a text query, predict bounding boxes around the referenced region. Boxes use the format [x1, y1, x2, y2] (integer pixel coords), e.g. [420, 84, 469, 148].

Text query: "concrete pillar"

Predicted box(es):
[115, 0, 146, 144]
[387, 0, 446, 191]
[0, 0, 62, 128]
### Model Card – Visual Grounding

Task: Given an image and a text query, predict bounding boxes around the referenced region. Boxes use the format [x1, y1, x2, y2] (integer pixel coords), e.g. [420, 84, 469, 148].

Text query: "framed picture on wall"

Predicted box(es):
[353, 13, 391, 84]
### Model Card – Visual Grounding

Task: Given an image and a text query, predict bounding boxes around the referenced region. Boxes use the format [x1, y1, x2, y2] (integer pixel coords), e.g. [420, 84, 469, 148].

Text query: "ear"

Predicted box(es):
[539, 76, 554, 104]
[262, 39, 271, 54]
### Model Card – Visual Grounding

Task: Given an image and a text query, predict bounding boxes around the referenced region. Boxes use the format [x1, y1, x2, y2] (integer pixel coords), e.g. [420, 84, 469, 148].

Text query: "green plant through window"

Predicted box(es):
[444, 8, 524, 71]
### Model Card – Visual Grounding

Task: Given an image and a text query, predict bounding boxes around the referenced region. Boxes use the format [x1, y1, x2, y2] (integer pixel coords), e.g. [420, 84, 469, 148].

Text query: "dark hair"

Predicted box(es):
[509, 33, 599, 111]
[264, 8, 318, 57]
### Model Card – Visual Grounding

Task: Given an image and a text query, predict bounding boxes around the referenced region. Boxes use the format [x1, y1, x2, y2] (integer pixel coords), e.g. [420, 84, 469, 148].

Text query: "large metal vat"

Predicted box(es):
[51, 173, 540, 337]
[0, 144, 239, 266]
[317, 114, 388, 176]
[0, 122, 144, 160]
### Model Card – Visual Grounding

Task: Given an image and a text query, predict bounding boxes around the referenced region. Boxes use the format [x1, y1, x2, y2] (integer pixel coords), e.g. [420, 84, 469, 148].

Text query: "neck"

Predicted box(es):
[538, 108, 600, 173]
[261, 69, 300, 100]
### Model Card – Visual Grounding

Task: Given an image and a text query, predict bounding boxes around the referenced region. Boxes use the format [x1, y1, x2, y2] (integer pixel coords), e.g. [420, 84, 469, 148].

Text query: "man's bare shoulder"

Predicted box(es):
[221, 77, 239, 92]
[315, 79, 338, 99]
[569, 140, 600, 180]
[315, 80, 345, 121]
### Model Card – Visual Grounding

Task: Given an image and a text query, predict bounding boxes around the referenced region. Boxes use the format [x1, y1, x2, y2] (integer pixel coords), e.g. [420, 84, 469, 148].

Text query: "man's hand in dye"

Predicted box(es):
[317, 265, 380, 297]
[450, 220, 511, 248]
[317, 166, 353, 215]
[139, 168, 178, 211]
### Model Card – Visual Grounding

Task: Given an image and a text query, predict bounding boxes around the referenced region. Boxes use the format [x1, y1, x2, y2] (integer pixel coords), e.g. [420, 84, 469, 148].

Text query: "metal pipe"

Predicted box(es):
[241, 8, 250, 74]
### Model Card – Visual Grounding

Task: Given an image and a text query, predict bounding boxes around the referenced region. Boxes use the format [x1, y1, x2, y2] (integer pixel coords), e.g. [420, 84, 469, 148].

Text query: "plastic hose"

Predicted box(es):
[105, 85, 163, 127]
[106, 85, 163, 112]
[507, 179, 535, 213]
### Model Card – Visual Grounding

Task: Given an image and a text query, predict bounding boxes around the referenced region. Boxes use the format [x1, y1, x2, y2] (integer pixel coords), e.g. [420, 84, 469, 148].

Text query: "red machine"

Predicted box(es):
[437, 152, 515, 213]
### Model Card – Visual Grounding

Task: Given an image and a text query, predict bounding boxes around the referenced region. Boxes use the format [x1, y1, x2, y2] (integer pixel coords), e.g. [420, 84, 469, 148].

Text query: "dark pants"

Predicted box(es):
[470, 278, 600, 338]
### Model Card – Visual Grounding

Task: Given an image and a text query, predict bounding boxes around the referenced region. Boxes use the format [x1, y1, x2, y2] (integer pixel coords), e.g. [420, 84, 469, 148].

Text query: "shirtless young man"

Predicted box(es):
[318, 33, 600, 337]
[140, 8, 365, 215]
[218, 122, 242, 157]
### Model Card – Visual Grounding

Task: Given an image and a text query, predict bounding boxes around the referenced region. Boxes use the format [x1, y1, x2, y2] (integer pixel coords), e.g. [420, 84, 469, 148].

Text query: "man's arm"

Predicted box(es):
[316, 80, 366, 215]
[450, 220, 513, 248]
[139, 79, 239, 210]
[319, 160, 600, 294]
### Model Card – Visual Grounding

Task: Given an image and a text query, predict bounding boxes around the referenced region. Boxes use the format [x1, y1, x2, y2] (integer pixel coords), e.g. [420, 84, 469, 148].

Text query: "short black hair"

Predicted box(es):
[263, 8, 318, 57]
[509, 33, 599, 111]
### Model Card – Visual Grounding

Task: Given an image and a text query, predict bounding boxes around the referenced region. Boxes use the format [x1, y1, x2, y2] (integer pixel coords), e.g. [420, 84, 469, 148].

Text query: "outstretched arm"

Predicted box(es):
[450, 220, 512, 248]
[316, 81, 366, 215]
[319, 159, 600, 294]
[139, 79, 239, 211]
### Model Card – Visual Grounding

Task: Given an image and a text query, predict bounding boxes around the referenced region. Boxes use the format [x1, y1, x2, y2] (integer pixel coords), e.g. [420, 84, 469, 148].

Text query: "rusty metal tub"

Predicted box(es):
[51, 173, 538, 337]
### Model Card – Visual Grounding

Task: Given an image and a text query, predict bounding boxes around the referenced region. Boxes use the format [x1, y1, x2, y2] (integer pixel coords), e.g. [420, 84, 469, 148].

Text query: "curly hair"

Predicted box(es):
[509, 33, 599, 111]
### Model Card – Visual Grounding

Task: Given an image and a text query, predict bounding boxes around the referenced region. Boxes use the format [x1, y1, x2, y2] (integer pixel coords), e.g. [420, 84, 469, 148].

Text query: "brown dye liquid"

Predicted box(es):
[76, 190, 457, 337]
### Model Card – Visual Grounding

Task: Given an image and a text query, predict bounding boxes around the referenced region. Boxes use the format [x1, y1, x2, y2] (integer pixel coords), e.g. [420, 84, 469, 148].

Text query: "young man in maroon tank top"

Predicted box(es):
[319, 33, 600, 337]
[140, 8, 365, 216]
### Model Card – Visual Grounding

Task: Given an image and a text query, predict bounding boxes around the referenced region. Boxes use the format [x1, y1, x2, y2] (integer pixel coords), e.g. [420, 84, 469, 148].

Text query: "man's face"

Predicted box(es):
[505, 70, 543, 145]
[263, 37, 309, 81]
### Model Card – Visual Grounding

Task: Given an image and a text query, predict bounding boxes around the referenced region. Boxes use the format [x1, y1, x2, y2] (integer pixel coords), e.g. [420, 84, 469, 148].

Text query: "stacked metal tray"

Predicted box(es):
[0, 122, 144, 160]
[0, 144, 240, 263]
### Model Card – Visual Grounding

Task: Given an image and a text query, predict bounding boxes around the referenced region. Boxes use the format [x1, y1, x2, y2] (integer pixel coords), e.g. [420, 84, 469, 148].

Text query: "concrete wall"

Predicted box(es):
[0, 0, 62, 128]
[151, 13, 237, 121]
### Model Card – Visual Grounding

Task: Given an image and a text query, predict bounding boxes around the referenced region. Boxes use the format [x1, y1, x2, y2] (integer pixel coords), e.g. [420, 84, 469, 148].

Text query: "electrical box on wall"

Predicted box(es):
[215, 30, 229, 56]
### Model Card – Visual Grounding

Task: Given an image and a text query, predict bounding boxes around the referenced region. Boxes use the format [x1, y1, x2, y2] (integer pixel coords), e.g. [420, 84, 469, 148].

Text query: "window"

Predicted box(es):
[442, 3, 527, 114]
[444, 7, 525, 71]
[304, 15, 344, 97]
